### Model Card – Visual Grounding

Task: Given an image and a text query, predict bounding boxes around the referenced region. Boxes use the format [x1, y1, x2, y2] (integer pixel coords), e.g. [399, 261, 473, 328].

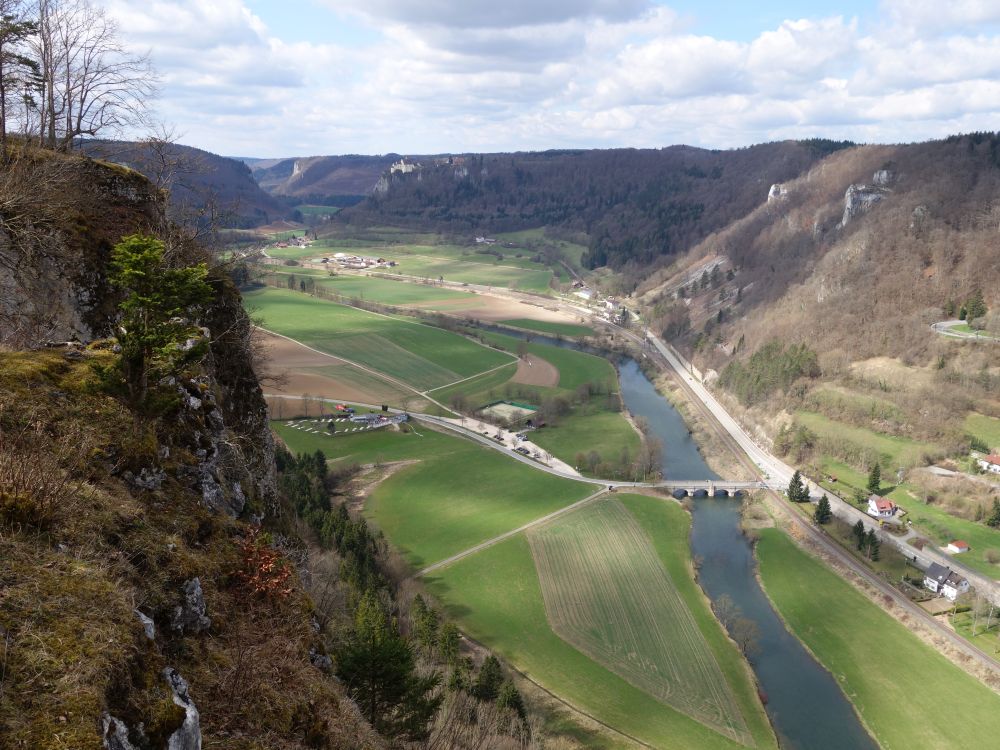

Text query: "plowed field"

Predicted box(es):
[529, 499, 751, 745]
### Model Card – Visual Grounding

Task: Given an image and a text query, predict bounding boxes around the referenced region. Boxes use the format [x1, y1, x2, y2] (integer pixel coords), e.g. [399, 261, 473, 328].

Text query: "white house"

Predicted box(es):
[947, 540, 970, 554]
[977, 454, 1000, 474]
[923, 562, 951, 594]
[942, 571, 970, 602]
[924, 562, 971, 601]
[867, 495, 897, 518]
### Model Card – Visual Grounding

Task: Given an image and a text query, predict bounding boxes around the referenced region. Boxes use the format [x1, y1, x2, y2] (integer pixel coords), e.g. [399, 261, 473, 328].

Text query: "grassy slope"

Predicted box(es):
[757, 529, 1000, 750]
[796, 410, 940, 467]
[425, 496, 776, 750]
[967, 412, 1000, 450]
[245, 287, 512, 390]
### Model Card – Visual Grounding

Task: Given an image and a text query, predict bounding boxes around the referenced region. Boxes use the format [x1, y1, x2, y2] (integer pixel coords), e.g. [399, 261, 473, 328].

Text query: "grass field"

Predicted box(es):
[967, 412, 1000, 451]
[500, 318, 595, 338]
[425, 496, 776, 749]
[269, 271, 477, 307]
[245, 287, 512, 391]
[464, 329, 641, 472]
[276, 419, 592, 568]
[757, 529, 1000, 750]
[529, 499, 752, 745]
[370, 245, 555, 292]
[294, 205, 341, 216]
[796, 411, 940, 467]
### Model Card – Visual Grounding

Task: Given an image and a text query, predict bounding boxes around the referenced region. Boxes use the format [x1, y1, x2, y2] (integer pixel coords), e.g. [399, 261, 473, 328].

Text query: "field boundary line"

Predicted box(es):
[423, 360, 517, 394]
[296, 289, 520, 360]
[254, 326, 457, 415]
[415, 490, 607, 578]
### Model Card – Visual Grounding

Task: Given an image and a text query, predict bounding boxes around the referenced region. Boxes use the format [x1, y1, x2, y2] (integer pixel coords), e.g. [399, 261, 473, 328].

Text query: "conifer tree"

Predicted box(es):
[787, 470, 808, 503]
[853, 519, 866, 549]
[814, 494, 832, 524]
[866, 462, 882, 494]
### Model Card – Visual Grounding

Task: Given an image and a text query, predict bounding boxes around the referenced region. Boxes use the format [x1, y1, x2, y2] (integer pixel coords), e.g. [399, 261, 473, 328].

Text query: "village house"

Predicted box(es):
[943, 571, 971, 601]
[923, 562, 951, 594]
[977, 454, 1000, 474]
[866, 495, 897, 518]
[923, 562, 971, 601]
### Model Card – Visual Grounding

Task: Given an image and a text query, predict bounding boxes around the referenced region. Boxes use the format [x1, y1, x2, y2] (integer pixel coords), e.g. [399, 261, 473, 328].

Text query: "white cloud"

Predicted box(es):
[97, 0, 1000, 156]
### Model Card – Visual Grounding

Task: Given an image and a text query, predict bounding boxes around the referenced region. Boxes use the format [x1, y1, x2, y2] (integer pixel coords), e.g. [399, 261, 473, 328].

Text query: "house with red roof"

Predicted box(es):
[947, 540, 970, 554]
[977, 454, 1000, 474]
[866, 494, 897, 518]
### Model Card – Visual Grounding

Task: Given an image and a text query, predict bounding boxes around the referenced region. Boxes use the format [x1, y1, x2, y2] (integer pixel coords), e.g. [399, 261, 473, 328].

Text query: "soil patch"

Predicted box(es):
[511, 355, 559, 387]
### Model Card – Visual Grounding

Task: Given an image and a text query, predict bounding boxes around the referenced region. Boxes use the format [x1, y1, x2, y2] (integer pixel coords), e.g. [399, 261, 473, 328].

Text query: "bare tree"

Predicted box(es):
[33, 0, 156, 151]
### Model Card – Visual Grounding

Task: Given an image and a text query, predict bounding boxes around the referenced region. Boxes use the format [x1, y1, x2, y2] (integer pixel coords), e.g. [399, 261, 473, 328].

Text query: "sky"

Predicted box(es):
[99, 0, 1000, 158]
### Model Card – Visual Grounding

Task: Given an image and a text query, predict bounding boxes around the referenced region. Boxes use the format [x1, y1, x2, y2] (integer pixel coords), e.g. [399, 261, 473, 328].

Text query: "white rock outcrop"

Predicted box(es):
[767, 183, 788, 202]
[840, 184, 888, 227]
[164, 668, 201, 750]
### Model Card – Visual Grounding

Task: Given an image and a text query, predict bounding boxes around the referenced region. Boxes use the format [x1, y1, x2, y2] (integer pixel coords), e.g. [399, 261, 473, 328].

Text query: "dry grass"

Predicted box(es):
[0, 347, 383, 749]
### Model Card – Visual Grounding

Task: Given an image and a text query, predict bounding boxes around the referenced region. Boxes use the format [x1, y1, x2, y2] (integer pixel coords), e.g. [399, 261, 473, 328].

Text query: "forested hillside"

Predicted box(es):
[85, 140, 288, 229]
[344, 140, 852, 271]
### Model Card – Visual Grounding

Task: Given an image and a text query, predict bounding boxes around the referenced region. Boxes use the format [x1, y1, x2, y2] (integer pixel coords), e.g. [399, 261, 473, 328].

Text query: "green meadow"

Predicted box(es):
[425, 496, 776, 750]
[758, 529, 1000, 750]
[245, 287, 512, 390]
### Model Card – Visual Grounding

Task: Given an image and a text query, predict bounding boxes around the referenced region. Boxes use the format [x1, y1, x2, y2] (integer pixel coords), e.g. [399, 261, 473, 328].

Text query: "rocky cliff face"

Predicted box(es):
[0, 150, 372, 749]
[0, 153, 275, 517]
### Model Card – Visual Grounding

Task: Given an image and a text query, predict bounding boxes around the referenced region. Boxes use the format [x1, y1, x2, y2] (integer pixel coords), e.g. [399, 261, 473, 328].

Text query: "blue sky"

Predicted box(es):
[102, 0, 1000, 157]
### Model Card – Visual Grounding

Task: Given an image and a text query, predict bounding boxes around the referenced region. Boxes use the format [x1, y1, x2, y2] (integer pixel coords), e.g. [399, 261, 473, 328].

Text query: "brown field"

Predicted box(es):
[528, 499, 752, 746]
[511, 354, 560, 387]
[418, 293, 583, 324]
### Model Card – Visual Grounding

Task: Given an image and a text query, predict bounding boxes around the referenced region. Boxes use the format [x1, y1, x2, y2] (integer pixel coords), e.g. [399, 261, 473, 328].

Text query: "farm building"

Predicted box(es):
[866, 495, 897, 518]
[947, 540, 970, 554]
[977, 454, 1000, 474]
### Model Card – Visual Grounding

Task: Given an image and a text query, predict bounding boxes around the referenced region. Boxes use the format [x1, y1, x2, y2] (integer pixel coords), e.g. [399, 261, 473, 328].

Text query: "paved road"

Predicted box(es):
[932, 320, 1000, 342]
[269, 394, 762, 493]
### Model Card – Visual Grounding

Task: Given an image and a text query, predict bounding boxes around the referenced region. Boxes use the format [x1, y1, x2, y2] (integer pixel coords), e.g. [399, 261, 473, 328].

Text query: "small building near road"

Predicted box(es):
[867, 495, 897, 518]
[977, 454, 1000, 474]
[947, 540, 970, 554]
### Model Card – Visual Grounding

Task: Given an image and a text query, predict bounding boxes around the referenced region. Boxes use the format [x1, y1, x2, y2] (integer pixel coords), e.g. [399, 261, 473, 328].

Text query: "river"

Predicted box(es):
[489, 327, 877, 749]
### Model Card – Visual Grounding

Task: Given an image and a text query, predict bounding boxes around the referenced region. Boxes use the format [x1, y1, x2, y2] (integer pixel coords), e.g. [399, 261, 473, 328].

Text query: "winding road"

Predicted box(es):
[932, 319, 1000, 342]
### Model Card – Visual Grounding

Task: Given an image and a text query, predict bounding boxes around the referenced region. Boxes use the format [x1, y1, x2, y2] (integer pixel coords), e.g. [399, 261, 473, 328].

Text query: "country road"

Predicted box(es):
[932, 319, 1000, 342]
